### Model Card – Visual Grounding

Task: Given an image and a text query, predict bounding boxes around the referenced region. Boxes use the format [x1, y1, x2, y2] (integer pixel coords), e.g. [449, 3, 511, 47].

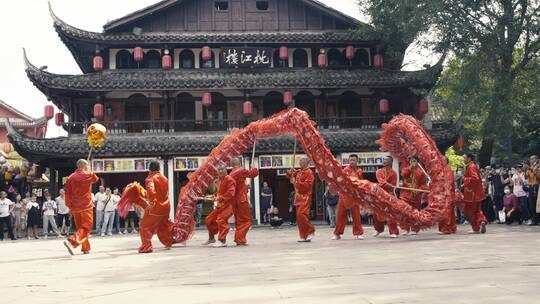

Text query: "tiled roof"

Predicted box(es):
[7, 120, 456, 164]
[25, 53, 441, 93]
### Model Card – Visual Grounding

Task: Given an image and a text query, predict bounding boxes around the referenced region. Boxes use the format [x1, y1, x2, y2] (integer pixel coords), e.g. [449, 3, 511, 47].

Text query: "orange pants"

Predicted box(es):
[205, 204, 233, 242]
[373, 213, 399, 235]
[68, 208, 93, 253]
[233, 201, 252, 244]
[334, 203, 363, 236]
[438, 203, 457, 234]
[400, 199, 421, 233]
[463, 201, 487, 232]
[296, 203, 315, 239]
[138, 214, 173, 253]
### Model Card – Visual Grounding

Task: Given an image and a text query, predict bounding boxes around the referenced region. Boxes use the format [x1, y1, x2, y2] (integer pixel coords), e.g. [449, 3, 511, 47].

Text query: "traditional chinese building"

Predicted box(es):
[8, 0, 456, 223]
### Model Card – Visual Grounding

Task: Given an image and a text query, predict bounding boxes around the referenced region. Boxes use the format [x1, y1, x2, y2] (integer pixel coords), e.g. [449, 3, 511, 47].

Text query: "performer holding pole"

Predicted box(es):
[202, 165, 236, 247]
[332, 154, 365, 240]
[229, 156, 258, 246]
[438, 157, 458, 235]
[399, 156, 429, 235]
[63, 159, 99, 255]
[287, 157, 315, 242]
[461, 153, 487, 234]
[373, 155, 400, 238]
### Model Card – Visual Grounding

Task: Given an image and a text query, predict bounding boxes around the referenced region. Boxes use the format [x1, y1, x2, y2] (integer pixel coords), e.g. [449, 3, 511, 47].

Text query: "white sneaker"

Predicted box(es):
[212, 241, 227, 248]
[402, 231, 409, 236]
[118, 231, 123, 235]
[100, 233, 105, 237]
[389, 234, 398, 238]
[297, 238, 311, 243]
[306, 234, 314, 241]
[63, 240, 74, 256]
[331, 235, 341, 240]
[201, 239, 216, 246]
[44, 235, 48, 239]
[373, 231, 381, 237]
[467, 230, 480, 234]
[107, 232, 113, 236]
[411, 231, 418, 236]
[355, 235, 364, 240]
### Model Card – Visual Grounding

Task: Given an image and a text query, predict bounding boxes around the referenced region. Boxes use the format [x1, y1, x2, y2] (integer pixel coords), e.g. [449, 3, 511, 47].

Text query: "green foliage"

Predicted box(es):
[445, 147, 464, 171]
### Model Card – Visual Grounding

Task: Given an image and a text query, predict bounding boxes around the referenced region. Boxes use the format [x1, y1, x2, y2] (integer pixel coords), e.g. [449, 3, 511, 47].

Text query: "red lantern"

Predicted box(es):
[44, 105, 54, 120]
[318, 52, 327, 67]
[456, 135, 465, 151]
[133, 47, 144, 62]
[162, 51, 172, 70]
[2, 143, 13, 154]
[243, 101, 253, 117]
[55, 112, 65, 126]
[93, 55, 103, 71]
[374, 54, 384, 69]
[202, 92, 212, 107]
[419, 98, 429, 115]
[93, 103, 104, 119]
[279, 46, 288, 60]
[345, 45, 355, 60]
[283, 90, 293, 106]
[379, 99, 389, 114]
[202, 46, 212, 61]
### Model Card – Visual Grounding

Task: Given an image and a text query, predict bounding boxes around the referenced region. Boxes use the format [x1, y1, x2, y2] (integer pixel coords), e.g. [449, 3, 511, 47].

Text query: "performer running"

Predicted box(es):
[373, 155, 399, 238]
[461, 153, 487, 234]
[332, 154, 364, 240]
[202, 165, 236, 247]
[399, 156, 428, 235]
[138, 161, 174, 253]
[287, 157, 315, 242]
[438, 157, 458, 234]
[63, 159, 99, 255]
[229, 157, 258, 246]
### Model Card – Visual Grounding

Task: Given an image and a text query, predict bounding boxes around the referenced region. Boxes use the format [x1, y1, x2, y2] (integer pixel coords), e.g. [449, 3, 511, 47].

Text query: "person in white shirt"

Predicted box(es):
[101, 188, 118, 236]
[0, 191, 16, 240]
[55, 189, 70, 235]
[42, 194, 61, 238]
[94, 185, 107, 235]
[512, 164, 531, 224]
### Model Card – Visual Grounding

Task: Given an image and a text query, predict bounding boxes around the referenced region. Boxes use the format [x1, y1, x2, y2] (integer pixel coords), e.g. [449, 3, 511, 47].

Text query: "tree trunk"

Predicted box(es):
[478, 137, 494, 167]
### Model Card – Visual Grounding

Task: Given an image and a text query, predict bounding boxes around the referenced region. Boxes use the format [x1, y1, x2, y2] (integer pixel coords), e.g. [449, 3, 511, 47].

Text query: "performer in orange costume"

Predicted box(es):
[332, 154, 364, 240]
[202, 165, 236, 247]
[138, 160, 174, 253]
[373, 155, 399, 238]
[287, 157, 315, 242]
[399, 156, 429, 235]
[461, 153, 487, 234]
[63, 159, 99, 255]
[438, 157, 458, 234]
[229, 157, 258, 246]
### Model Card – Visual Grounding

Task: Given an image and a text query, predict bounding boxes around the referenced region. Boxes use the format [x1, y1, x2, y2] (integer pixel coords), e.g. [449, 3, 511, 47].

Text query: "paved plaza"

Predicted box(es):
[1, 224, 539, 304]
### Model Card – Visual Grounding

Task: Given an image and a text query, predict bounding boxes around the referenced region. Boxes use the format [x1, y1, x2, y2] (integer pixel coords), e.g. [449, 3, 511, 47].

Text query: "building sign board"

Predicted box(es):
[220, 47, 272, 68]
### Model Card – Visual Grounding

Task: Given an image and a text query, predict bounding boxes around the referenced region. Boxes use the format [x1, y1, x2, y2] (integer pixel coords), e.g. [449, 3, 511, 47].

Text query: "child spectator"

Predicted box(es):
[42, 194, 61, 238]
[26, 194, 40, 239]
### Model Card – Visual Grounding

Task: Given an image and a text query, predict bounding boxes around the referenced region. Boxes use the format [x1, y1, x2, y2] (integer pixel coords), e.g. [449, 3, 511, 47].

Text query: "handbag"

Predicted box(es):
[498, 210, 506, 223]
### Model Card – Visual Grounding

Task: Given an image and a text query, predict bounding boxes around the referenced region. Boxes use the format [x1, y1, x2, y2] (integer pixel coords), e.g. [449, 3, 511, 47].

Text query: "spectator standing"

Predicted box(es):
[325, 187, 339, 228]
[42, 194, 61, 238]
[526, 155, 539, 225]
[112, 188, 123, 234]
[101, 188, 117, 236]
[288, 190, 296, 225]
[124, 204, 138, 233]
[12, 194, 25, 238]
[56, 189, 70, 235]
[491, 166, 511, 223]
[511, 164, 530, 225]
[260, 181, 273, 224]
[94, 185, 107, 234]
[25, 194, 40, 239]
[503, 186, 521, 225]
[0, 191, 15, 240]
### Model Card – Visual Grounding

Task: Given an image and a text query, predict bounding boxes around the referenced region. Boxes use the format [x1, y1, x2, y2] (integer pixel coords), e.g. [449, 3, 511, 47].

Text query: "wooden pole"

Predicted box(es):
[391, 185, 430, 193]
[291, 137, 298, 169]
[87, 147, 94, 163]
[250, 140, 257, 168]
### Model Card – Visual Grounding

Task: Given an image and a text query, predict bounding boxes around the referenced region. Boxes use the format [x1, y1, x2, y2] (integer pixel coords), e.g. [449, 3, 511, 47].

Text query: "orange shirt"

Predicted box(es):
[216, 175, 236, 207]
[400, 166, 428, 203]
[376, 167, 397, 194]
[145, 171, 170, 216]
[230, 167, 259, 204]
[462, 162, 485, 202]
[288, 168, 315, 206]
[340, 165, 364, 208]
[65, 169, 99, 211]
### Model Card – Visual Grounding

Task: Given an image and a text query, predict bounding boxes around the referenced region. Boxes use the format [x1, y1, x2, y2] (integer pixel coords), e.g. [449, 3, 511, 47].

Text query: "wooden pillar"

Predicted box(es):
[49, 162, 56, 196]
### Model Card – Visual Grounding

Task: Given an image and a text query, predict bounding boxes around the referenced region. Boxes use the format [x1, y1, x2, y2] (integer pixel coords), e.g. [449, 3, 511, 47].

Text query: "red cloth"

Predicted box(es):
[138, 172, 173, 253]
[399, 198, 422, 233]
[205, 175, 236, 242]
[229, 167, 258, 244]
[64, 169, 99, 211]
[462, 162, 485, 203]
[463, 201, 487, 232]
[334, 165, 364, 236]
[400, 166, 428, 204]
[67, 208, 93, 253]
[374, 167, 399, 234]
[439, 170, 457, 234]
[287, 168, 315, 239]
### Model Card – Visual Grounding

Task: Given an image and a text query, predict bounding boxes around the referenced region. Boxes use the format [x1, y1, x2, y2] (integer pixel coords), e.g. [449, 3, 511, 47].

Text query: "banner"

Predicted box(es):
[220, 47, 272, 68]
[92, 158, 155, 173]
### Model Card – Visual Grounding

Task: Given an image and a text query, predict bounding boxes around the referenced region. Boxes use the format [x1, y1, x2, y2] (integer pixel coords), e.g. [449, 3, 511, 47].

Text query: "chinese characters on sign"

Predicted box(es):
[221, 47, 272, 68]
